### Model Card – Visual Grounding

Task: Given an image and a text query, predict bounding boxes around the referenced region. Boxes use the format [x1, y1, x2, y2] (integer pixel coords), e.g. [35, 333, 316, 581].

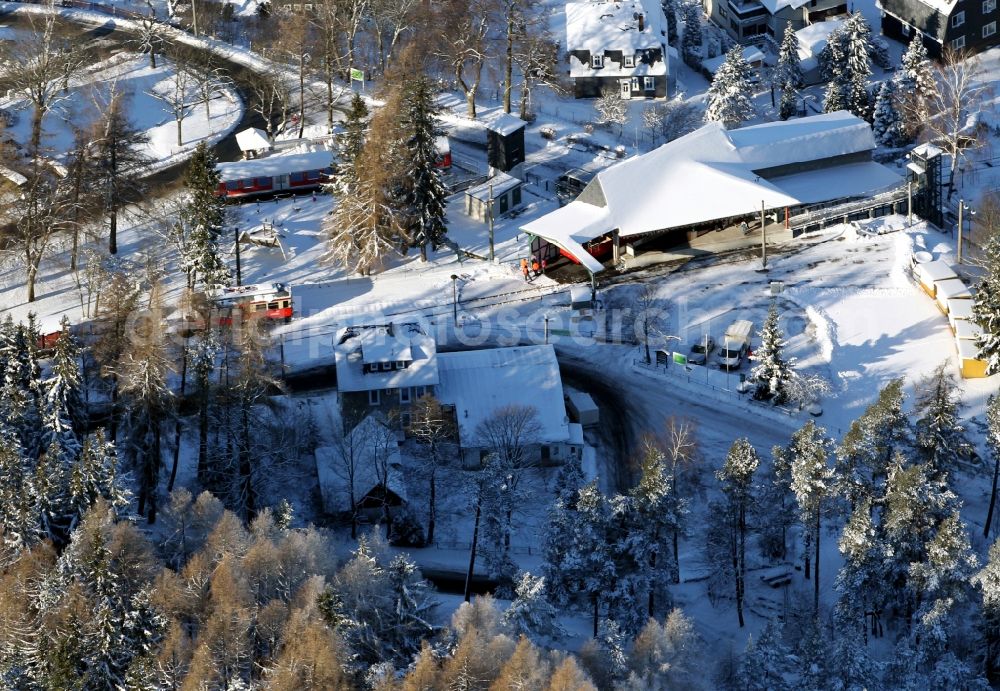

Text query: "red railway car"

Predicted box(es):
[209, 282, 294, 323]
[216, 149, 335, 200]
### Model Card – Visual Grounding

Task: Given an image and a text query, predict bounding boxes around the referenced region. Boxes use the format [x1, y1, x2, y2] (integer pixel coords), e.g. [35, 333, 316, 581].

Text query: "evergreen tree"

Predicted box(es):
[334, 92, 369, 191]
[835, 378, 908, 510]
[627, 441, 682, 621]
[40, 316, 84, 461]
[974, 538, 1000, 680]
[661, 0, 679, 45]
[704, 46, 756, 129]
[789, 420, 835, 615]
[986, 394, 1000, 539]
[0, 323, 43, 458]
[835, 498, 886, 643]
[400, 76, 448, 261]
[913, 363, 973, 478]
[0, 425, 39, 551]
[779, 87, 797, 120]
[872, 79, 909, 148]
[182, 142, 229, 290]
[681, 4, 703, 67]
[736, 621, 791, 691]
[975, 235, 1000, 375]
[716, 438, 758, 627]
[774, 24, 803, 91]
[751, 301, 791, 403]
[501, 571, 565, 642]
[898, 35, 937, 101]
[822, 14, 873, 118]
[755, 444, 796, 560]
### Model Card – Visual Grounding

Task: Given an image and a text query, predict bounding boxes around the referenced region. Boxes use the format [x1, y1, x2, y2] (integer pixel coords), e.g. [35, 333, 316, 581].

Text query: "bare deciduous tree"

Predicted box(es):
[658, 416, 701, 583]
[246, 67, 292, 139]
[433, 0, 493, 118]
[916, 48, 989, 197]
[150, 54, 195, 148]
[408, 394, 457, 545]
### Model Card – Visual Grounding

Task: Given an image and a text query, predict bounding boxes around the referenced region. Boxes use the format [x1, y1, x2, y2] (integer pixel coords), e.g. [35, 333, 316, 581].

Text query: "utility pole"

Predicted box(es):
[958, 199, 964, 264]
[234, 228, 242, 286]
[761, 200, 767, 269]
[191, 0, 198, 36]
[488, 184, 495, 262]
[907, 181, 913, 226]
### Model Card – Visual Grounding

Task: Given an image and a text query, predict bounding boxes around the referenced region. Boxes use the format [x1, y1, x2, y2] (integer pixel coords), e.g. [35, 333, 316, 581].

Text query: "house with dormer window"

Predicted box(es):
[878, 0, 999, 56]
[565, 0, 674, 99]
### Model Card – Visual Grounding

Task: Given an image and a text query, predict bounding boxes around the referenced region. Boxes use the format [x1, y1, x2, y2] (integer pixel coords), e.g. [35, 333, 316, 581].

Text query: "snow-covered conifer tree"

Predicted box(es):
[835, 378, 908, 510]
[913, 363, 972, 477]
[774, 25, 803, 92]
[899, 35, 937, 100]
[872, 79, 909, 148]
[751, 301, 791, 402]
[975, 235, 1000, 375]
[835, 497, 886, 641]
[822, 13, 872, 118]
[681, 4, 703, 67]
[502, 571, 565, 642]
[182, 143, 229, 290]
[755, 444, 796, 559]
[662, 0, 679, 45]
[704, 46, 756, 129]
[0, 424, 38, 551]
[627, 440, 682, 620]
[401, 76, 448, 261]
[974, 538, 1000, 679]
[986, 395, 1000, 539]
[0, 323, 42, 457]
[40, 317, 84, 461]
[333, 93, 368, 194]
[736, 621, 791, 690]
[716, 438, 758, 627]
[789, 420, 835, 615]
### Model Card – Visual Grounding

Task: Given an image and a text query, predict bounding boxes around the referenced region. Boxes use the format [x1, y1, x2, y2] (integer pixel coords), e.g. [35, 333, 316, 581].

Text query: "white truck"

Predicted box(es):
[718, 320, 753, 370]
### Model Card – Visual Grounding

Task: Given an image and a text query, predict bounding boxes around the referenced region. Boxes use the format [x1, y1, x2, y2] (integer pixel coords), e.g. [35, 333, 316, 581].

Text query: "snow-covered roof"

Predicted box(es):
[566, 0, 667, 53]
[0, 165, 27, 187]
[435, 345, 571, 448]
[522, 112, 900, 272]
[701, 46, 765, 76]
[334, 323, 439, 392]
[915, 260, 958, 284]
[947, 298, 974, 321]
[466, 172, 522, 202]
[485, 112, 526, 136]
[795, 19, 845, 60]
[955, 319, 984, 341]
[315, 415, 406, 514]
[758, 0, 811, 15]
[235, 127, 272, 152]
[217, 147, 334, 181]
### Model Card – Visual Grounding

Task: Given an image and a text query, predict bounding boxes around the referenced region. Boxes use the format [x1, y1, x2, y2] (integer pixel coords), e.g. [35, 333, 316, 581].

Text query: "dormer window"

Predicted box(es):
[623, 55, 635, 68]
[591, 54, 604, 68]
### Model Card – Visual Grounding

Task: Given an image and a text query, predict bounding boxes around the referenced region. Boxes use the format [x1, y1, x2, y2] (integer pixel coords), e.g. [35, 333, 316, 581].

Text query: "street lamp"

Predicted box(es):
[450, 274, 459, 323]
[957, 199, 975, 264]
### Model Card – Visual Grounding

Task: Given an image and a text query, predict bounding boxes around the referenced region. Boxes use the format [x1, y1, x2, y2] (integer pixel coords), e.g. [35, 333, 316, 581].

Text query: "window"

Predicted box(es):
[985, 20, 997, 36]
[368, 389, 380, 406]
[414, 386, 427, 398]
[623, 54, 635, 68]
[631, 77, 639, 91]
[591, 54, 603, 68]
[379, 362, 391, 371]
[901, 22, 911, 36]
[952, 34, 966, 48]
[395, 360, 407, 369]
[987, 0, 997, 12]
[644, 76, 655, 90]
[952, 10, 965, 26]
[399, 387, 411, 404]
[400, 412, 411, 429]
[290, 171, 305, 183]
[719, 4, 727, 17]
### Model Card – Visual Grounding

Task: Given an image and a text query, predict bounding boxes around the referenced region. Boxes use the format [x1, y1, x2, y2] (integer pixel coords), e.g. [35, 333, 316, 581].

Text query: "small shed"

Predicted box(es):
[566, 390, 599, 426]
[947, 298, 974, 330]
[935, 278, 971, 312]
[914, 260, 958, 297]
[235, 127, 273, 159]
[956, 337, 988, 379]
[464, 172, 524, 222]
[486, 112, 526, 179]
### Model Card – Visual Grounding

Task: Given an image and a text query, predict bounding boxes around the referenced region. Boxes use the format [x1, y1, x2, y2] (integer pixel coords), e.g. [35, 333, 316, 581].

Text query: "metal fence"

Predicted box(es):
[789, 186, 910, 234]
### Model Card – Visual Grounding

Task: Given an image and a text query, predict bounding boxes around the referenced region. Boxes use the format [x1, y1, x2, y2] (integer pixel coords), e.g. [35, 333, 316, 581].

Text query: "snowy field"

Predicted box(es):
[1, 51, 243, 171]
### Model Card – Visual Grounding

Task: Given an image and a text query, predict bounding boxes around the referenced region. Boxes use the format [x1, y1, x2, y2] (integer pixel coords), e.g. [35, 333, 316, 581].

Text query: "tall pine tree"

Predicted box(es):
[400, 76, 448, 261]
[872, 79, 909, 148]
[716, 438, 758, 627]
[975, 235, 1000, 374]
[789, 420, 835, 616]
[704, 46, 756, 129]
[751, 301, 791, 403]
[182, 142, 229, 290]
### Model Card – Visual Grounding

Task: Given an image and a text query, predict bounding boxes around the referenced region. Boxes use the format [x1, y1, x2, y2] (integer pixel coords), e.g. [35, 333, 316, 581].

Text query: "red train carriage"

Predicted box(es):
[435, 136, 452, 170]
[208, 283, 294, 324]
[216, 149, 335, 200]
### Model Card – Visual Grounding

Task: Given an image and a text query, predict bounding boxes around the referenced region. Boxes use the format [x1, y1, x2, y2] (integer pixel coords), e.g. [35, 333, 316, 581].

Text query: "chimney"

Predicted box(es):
[638, 12, 644, 30]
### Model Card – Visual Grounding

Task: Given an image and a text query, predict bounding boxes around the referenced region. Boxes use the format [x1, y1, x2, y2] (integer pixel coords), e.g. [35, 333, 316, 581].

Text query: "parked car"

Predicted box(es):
[717, 320, 753, 370]
[688, 336, 715, 365]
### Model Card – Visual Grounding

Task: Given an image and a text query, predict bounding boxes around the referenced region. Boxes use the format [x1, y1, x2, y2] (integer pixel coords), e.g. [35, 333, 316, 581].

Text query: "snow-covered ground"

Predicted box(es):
[1, 51, 242, 171]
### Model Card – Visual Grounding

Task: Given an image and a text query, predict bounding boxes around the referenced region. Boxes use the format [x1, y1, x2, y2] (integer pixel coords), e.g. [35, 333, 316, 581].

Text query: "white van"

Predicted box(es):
[717, 320, 753, 370]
